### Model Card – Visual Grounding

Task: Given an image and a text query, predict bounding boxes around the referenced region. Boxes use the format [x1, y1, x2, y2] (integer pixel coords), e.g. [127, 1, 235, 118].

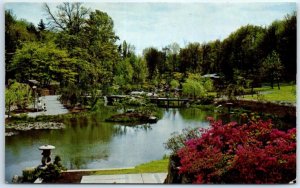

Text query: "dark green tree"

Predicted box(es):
[5, 10, 38, 83]
[178, 42, 202, 74]
[143, 47, 166, 80]
[277, 12, 296, 81]
[38, 19, 46, 31]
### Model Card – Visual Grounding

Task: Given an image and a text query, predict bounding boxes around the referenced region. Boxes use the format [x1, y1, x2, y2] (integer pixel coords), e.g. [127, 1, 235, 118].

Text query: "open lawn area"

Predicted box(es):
[244, 84, 296, 103]
[93, 158, 169, 175]
[51, 158, 169, 183]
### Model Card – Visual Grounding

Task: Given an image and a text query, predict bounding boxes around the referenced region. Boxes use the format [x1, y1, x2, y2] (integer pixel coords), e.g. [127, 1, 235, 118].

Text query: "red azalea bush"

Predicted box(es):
[177, 118, 296, 184]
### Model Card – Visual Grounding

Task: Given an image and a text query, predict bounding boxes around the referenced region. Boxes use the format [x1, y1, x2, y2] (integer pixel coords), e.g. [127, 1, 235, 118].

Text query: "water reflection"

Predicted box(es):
[179, 108, 217, 121]
[5, 107, 213, 182]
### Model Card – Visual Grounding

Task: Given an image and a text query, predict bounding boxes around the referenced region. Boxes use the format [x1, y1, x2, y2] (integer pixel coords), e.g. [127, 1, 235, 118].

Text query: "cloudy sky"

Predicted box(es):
[5, 1, 296, 54]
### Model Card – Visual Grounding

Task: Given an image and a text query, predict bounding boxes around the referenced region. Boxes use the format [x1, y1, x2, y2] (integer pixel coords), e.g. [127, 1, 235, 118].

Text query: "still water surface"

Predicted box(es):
[5, 108, 216, 182]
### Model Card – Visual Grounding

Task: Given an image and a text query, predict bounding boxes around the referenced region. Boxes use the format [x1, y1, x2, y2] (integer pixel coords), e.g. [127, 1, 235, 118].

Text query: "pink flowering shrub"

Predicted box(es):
[177, 118, 296, 184]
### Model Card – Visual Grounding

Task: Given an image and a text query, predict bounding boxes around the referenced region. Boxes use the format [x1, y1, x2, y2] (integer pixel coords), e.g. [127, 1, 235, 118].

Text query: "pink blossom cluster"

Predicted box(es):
[177, 118, 296, 184]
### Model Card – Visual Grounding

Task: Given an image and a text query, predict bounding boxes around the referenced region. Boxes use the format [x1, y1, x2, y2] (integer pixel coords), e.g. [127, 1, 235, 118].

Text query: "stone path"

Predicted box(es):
[80, 173, 167, 184]
[27, 95, 69, 117]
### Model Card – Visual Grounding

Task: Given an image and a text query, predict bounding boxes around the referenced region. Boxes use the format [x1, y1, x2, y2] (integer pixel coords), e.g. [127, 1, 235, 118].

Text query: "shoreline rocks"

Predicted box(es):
[5, 122, 66, 136]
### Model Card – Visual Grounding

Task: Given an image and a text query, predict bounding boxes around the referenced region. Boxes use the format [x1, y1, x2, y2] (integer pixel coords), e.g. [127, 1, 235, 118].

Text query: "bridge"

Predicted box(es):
[149, 97, 190, 108]
[106, 95, 190, 108]
[106, 95, 128, 105]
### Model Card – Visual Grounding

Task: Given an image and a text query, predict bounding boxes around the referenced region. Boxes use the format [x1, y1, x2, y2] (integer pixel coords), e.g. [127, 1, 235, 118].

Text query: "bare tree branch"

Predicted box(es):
[42, 3, 65, 31]
[42, 2, 90, 34]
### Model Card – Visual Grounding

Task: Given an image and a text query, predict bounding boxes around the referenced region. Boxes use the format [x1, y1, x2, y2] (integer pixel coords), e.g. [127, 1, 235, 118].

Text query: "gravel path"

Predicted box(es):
[27, 95, 69, 117]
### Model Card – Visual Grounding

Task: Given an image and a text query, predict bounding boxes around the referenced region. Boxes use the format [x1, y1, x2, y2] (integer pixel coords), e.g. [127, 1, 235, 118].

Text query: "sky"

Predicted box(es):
[4, 1, 296, 54]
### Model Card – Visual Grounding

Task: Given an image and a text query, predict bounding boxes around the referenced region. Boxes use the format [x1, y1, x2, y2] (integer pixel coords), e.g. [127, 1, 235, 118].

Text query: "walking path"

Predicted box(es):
[80, 173, 167, 184]
[27, 95, 69, 117]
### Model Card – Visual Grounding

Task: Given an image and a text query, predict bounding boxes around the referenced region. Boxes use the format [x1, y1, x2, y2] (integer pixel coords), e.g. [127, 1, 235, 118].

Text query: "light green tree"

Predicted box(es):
[182, 74, 213, 99]
[132, 56, 148, 88]
[5, 88, 17, 118]
[170, 79, 180, 89]
[12, 41, 77, 87]
[183, 79, 204, 99]
[5, 81, 32, 117]
[114, 58, 134, 93]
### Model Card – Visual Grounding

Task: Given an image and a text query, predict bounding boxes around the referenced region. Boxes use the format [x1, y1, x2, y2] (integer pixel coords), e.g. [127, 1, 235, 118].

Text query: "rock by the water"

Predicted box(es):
[6, 122, 66, 133]
[5, 132, 18, 137]
[12, 175, 23, 183]
[126, 109, 135, 113]
[148, 116, 158, 123]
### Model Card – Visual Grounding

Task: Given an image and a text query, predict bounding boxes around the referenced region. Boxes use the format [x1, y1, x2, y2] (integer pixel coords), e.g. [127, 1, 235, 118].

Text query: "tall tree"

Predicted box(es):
[261, 51, 283, 89]
[43, 2, 120, 98]
[5, 10, 38, 83]
[43, 2, 90, 34]
[83, 10, 119, 62]
[277, 12, 297, 81]
[179, 42, 202, 74]
[132, 56, 148, 88]
[166, 42, 180, 72]
[119, 40, 135, 59]
[143, 47, 165, 80]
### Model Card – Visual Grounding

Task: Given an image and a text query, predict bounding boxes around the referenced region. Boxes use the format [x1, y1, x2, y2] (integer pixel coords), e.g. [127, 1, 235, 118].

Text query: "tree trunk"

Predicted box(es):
[270, 78, 274, 89]
[8, 103, 11, 118]
[193, 89, 195, 100]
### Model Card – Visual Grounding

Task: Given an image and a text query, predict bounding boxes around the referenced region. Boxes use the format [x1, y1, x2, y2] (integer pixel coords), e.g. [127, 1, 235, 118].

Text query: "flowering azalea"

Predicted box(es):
[177, 118, 296, 184]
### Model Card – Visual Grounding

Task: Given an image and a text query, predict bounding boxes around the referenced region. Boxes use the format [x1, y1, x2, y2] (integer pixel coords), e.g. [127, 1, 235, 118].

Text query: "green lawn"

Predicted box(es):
[244, 84, 296, 103]
[93, 158, 169, 175]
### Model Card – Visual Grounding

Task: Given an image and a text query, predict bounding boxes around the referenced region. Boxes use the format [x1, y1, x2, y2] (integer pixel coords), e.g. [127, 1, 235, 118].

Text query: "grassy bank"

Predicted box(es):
[93, 158, 169, 175]
[50, 158, 169, 183]
[244, 84, 296, 103]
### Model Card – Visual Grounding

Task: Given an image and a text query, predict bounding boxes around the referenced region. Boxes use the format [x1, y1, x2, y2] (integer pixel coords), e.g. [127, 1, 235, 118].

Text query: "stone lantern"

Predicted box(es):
[38, 144, 55, 169]
[32, 85, 37, 110]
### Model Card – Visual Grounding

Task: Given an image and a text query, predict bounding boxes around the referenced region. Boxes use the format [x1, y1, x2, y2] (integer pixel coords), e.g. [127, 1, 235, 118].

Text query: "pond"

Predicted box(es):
[5, 107, 218, 182]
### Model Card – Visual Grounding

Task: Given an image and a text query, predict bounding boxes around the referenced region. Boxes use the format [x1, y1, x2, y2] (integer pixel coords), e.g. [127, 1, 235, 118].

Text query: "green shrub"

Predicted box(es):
[32, 155, 67, 183]
[90, 99, 105, 111]
[22, 167, 36, 182]
[11, 113, 28, 121]
[164, 127, 202, 155]
[256, 93, 266, 102]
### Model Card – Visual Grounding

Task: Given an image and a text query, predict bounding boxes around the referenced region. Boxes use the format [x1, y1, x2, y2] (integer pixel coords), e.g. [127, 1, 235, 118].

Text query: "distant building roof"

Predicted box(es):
[28, 80, 40, 85]
[130, 91, 145, 95]
[202, 73, 220, 79]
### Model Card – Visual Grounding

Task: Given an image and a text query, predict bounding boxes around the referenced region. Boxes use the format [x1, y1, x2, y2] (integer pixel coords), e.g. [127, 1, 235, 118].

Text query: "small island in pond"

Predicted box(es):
[105, 112, 158, 124]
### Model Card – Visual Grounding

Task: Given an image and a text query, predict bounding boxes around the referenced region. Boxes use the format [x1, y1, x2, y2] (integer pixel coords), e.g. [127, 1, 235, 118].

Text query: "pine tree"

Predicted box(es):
[38, 19, 46, 31]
